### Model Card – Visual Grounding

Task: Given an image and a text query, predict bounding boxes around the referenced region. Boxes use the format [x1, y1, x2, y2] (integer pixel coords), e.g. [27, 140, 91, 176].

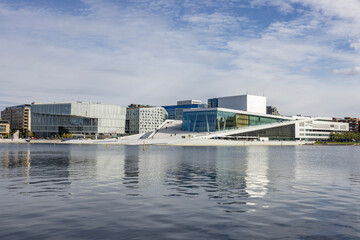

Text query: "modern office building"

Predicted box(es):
[333, 117, 359, 133]
[163, 100, 206, 120]
[0, 120, 10, 138]
[126, 106, 168, 134]
[266, 106, 280, 115]
[31, 102, 126, 137]
[1, 104, 31, 133]
[183, 108, 349, 141]
[208, 94, 266, 114]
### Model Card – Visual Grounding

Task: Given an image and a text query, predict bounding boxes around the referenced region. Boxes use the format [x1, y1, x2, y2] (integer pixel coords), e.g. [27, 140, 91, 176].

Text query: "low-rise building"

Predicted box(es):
[31, 102, 126, 137]
[0, 120, 10, 138]
[1, 104, 31, 133]
[126, 105, 168, 134]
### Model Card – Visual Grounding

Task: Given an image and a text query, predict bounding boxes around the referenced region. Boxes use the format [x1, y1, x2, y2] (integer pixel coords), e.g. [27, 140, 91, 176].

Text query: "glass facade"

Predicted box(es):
[163, 104, 206, 120]
[183, 110, 288, 132]
[235, 124, 296, 140]
[31, 103, 126, 137]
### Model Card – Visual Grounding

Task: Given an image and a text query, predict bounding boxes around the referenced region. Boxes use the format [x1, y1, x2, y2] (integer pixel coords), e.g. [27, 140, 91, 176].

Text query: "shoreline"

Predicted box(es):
[1, 138, 359, 147]
[1, 139, 354, 146]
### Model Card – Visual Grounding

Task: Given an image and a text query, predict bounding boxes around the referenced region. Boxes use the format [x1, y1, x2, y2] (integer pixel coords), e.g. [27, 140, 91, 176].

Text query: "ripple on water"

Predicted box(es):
[0, 144, 360, 239]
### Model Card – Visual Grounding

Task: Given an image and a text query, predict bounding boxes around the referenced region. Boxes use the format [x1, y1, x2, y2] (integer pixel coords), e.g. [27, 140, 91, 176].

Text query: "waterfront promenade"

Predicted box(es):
[0, 138, 308, 146]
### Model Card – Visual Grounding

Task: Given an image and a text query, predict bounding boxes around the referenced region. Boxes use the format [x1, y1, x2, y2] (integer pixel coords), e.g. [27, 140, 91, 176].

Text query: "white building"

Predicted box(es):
[31, 102, 126, 137]
[208, 94, 266, 114]
[294, 117, 348, 140]
[126, 107, 168, 134]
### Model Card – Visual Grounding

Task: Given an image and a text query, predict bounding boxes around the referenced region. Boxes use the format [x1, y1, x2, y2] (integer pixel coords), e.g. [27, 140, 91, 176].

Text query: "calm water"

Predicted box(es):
[0, 144, 360, 240]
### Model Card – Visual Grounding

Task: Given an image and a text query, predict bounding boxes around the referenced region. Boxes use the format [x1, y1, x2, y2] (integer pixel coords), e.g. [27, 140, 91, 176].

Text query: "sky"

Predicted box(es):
[0, 0, 359, 117]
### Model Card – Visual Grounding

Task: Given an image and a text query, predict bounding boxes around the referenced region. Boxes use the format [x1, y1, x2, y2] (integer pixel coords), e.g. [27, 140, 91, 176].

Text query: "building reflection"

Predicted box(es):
[244, 146, 269, 198]
[214, 147, 249, 201]
[123, 146, 140, 188]
[168, 146, 218, 196]
[164, 146, 273, 212]
[0, 144, 71, 197]
[1, 148, 31, 179]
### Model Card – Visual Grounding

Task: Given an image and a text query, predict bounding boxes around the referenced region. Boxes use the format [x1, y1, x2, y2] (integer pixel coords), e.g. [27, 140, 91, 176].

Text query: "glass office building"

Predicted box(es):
[182, 108, 289, 132]
[31, 102, 126, 137]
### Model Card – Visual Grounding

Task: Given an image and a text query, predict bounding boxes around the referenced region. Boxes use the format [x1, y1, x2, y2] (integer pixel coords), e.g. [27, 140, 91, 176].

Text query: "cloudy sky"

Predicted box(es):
[1, 0, 359, 117]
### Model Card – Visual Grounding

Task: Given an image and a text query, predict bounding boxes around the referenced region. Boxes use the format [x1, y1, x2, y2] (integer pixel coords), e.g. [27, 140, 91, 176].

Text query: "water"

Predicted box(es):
[0, 144, 360, 239]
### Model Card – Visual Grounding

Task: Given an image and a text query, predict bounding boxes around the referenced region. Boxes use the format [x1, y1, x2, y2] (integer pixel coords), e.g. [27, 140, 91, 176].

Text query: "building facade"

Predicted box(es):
[183, 108, 349, 141]
[31, 102, 126, 137]
[126, 106, 168, 134]
[333, 117, 359, 133]
[1, 104, 31, 133]
[163, 100, 206, 120]
[0, 121, 10, 138]
[207, 95, 266, 114]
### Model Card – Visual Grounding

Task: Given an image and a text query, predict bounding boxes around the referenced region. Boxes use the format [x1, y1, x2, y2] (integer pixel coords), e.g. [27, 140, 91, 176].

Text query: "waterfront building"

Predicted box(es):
[163, 100, 206, 120]
[0, 120, 10, 138]
[266, 106, 280, 115]
[31, 102, 126, 137]
[333, 117, 359, 133]
[208, 94, 266, 114]
[183, 108, 349, 141]
[126, 105, 168, 134]
[1, 104, 31, 133]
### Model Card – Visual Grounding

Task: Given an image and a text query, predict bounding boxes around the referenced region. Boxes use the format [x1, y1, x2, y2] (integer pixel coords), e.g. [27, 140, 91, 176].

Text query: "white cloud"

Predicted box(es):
[334, 66, 360, 76]
[0, 1, 360, 117]
[350, 40, 360, 52]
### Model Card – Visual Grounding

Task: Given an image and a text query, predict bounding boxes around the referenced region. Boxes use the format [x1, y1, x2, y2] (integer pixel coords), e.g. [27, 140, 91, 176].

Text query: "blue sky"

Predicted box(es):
[1, 0, 360, 117]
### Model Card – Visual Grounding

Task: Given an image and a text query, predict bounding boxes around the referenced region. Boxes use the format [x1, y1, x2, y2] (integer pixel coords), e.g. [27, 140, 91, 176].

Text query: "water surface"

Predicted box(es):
[1, 144, 359, 239]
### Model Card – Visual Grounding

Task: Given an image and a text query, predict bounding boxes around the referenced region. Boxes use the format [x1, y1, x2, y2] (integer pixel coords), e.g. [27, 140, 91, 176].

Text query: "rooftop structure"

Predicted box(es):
[208, 94, 266, 114]
[177, 100, 202, 105]
[31, 102, 126, 137]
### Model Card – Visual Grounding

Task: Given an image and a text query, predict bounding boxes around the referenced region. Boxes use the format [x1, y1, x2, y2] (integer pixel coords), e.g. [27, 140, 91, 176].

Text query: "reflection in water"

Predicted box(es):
[1, 149, 31, 179]
[123, 146, 139, 188]
[1, 144, 360, 239]
[0, 145, 72, 197]
[214, 147, 249, 210]
[163, 147, 272, 212]
[245, 146, 269, 198]
[165, 147, 218, 196]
